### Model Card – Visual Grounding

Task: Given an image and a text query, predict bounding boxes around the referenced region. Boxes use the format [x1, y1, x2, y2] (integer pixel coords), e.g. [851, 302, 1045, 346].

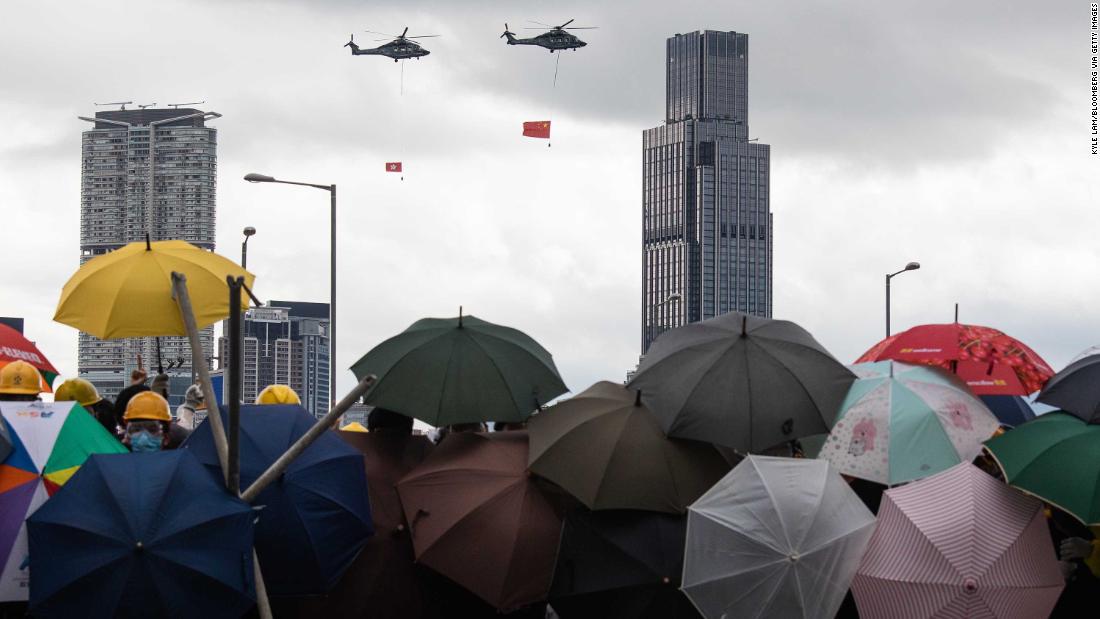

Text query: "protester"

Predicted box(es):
[54, 377, 119, 435]
[0, 360, 44, 402]
[121, 391, 173, 453]
[256, 384, 300, 405]
[113, 369, 149, 415]
[150, 372, 170, 399]
[368, 407, 414, 434]
[492, 421, 526, 432]
[176, 384, 203, 430]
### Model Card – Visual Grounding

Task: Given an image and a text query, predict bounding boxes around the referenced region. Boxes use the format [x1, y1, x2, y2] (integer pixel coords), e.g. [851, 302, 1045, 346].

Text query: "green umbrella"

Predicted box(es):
[984, 412, 1100, 525]
[528, 381, 731, 514]
[350, 313, 567, 426]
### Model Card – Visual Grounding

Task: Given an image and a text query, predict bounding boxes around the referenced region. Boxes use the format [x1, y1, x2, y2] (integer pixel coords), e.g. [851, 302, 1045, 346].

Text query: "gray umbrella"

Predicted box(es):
[628, 312, 856, 452]
[1036, 353, 1100, 423]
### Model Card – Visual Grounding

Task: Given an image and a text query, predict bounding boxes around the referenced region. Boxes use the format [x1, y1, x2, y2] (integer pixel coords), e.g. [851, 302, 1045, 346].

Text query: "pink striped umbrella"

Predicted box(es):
[852, 463, 1063, 619]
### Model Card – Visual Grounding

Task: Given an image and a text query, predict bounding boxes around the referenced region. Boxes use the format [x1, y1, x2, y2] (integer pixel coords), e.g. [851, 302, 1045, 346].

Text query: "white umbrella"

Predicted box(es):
[682, 455, 876, 619]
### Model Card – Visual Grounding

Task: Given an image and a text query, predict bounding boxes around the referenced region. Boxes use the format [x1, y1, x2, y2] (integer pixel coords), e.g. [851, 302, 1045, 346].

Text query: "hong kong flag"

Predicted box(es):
[386, 162, 402, 173]
[522, 121, 551, 139]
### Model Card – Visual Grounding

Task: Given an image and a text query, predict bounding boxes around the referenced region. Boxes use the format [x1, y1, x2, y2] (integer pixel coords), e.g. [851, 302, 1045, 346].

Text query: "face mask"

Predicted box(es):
[130, 431, 162, 453]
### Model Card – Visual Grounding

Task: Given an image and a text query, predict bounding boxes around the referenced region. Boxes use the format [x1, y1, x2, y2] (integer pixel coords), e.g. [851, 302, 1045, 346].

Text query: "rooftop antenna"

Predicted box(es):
[94, 101, 133, 110]
[168, 100, 206, 109]
[137, 102, 157, 109]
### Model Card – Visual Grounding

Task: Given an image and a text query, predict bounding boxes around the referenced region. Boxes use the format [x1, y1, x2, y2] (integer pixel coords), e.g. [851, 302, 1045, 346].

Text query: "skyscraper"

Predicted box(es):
[77, 106, 221, 401]
[220, 301, 331, 417]
[641, 31, 772, 354]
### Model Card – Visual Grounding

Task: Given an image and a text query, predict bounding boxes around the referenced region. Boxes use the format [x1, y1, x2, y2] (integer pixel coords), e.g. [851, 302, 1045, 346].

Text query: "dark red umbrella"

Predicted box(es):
[0, 323, 59, 392]
[397, 431, 562, 612]
[273, 429, 435, 619]
[856, 323, 1053, 395]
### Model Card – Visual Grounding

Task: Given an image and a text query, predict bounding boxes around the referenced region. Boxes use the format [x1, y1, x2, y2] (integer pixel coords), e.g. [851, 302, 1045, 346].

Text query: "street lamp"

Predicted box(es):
[885, 261, 920, 338]
[244, 172, 337, 409]
[241, 226, 256, 269]
[649, 292, 682, 349]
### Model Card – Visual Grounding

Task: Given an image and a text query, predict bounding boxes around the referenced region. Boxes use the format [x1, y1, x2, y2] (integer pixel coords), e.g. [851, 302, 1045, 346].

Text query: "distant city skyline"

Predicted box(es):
[642, 30, 772, 354]
[76, 106, 219, 401]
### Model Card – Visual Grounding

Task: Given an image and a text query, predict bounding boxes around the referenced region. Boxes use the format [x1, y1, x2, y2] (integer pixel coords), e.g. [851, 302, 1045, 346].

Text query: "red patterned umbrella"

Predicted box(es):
[0, 324, 58, 393]
[856, 323, 1052, 395]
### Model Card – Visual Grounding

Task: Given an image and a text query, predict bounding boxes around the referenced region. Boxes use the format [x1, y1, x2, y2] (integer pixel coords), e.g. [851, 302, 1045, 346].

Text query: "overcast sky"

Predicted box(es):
[1, 0, 1096, 400]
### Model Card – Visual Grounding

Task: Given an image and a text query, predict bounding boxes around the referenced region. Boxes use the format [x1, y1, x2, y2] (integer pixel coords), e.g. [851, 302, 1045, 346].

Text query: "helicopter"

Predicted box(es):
[345, 27, 439, 61]
[500, 19, 597, 52]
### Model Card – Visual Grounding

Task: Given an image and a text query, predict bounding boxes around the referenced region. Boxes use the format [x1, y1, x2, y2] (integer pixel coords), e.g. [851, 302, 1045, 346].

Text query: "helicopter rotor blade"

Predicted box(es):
[526, 20, 553, 27]
[401, 26, 409, 38]
[557, 19, 575, 29]
[364, 30, 398, 38]
[565, 26, 598, 30]
[406, 35, 441, 38]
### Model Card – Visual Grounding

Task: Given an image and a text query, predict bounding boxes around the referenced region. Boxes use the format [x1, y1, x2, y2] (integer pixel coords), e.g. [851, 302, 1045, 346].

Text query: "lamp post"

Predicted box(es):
[244, 173, 337, 409]
[241, 226, 256, 269]
[648, 292, 682, 350]
[885, 261, 920, 338]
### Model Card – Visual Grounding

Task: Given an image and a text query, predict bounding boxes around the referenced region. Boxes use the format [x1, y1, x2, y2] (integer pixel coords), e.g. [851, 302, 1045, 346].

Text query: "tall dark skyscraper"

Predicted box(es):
[642, 30, 772, 354]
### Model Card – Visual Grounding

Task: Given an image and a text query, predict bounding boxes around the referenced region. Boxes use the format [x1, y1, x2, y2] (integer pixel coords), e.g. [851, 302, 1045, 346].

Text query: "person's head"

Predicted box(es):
[367, 408, 414, 434]
[184, 384, 204, 407]
[256, 384, 300, 406]
[493, 421, 526, 432]
[130, 369, 148, 386]
[0, 361, 44, 402]
[54, 377, 103, 408]
[150, 373, 170, 399]
[122, 391, 172, 452]
[449, 422, 486, 434]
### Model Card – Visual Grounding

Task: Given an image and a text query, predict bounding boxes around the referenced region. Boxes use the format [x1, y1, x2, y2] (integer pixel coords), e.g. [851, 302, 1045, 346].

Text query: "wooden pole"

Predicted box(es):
[241, 374, 375, 503]
[171, 272, 229, 479]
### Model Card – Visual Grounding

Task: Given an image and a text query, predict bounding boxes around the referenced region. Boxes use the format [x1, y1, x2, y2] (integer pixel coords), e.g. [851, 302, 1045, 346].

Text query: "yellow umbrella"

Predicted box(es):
[54, 239, 254, 339]
[340, 421, 369, 433]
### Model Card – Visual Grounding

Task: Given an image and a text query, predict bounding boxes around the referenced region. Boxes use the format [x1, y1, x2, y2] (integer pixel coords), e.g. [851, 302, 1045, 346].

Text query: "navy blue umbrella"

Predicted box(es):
[27, 450, 256, 619]
[184, 404, 373, 596]
[979, 395, 1037, 427]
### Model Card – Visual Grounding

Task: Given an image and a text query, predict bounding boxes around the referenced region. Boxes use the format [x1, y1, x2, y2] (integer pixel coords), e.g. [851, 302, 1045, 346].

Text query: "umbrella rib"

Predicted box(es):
[463, 331, 533, 415]
[465, 324, 559, 372]
[747, 338, 829, 433]
[414, 477, 523, 563]
[31, 553, 132, 609]
[93, 256, 146, 338]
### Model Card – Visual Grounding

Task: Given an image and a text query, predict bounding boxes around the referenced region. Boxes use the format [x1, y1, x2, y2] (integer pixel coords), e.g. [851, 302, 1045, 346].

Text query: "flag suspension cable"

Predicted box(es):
[399, 60, 405, 179]
[548, 52, 561, 147]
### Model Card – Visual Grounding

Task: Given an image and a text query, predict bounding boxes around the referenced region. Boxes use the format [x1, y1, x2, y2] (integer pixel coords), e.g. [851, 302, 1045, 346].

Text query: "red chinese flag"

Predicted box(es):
[386, 162, 402, 173]
[522, 121, 551, 139]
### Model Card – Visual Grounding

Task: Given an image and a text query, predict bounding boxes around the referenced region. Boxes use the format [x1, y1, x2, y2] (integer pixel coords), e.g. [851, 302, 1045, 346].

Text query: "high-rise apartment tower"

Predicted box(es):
[77, 107, 220, 401]
[641, 31, 772, 354]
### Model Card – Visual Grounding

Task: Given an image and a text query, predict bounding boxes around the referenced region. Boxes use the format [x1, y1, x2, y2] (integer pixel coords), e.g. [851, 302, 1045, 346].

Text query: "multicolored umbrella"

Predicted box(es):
[984, 412, 1100, 525]
[27, 451, 256, 619]
[852, 463, 1063, 619]
[683, 456, 876, 619]
[818, 361, 999, 485]
[351, 314, 567, 426]
[0, 401, 126, 601]
[528, 381, 730, 514]
[0, 324, 58, 393]
[856, 322, 1053, 396]
[396, 431, 562, 611]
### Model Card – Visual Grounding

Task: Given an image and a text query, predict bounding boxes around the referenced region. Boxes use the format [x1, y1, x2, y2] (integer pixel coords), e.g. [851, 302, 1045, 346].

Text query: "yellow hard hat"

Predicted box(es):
[0, 361, 44, 396]
[256, 384, 300, 405]
[124, 390, 171, 422]
[54, 377, 103, 407]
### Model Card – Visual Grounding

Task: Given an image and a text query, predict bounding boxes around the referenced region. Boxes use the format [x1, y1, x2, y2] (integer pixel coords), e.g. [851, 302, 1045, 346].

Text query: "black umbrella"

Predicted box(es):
[628, 312, 855, 452]
[1036, 354, 1100, 423]
[549, 509, 699, 619]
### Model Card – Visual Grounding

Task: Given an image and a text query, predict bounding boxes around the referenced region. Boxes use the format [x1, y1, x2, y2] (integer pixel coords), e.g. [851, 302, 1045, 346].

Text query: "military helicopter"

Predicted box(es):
[345, 27, 439, 61]
[500, 19, 597, 52]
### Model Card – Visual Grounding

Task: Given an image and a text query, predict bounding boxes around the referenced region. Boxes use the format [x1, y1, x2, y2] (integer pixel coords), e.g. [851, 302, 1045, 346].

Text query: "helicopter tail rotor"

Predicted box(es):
[501, 23, 516, 40]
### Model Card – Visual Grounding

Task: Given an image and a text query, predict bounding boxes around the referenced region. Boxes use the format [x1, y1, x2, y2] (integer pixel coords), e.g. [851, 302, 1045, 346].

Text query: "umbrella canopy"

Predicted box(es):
[396, 431, 562, 611]
[549, 509, 699, 619]
[272, 430, 435, 619]
[27, 450, 256, 619]
[351, 314, 567, 426]
[856, 322, 1053, 396]
[184, 404, 373, 596]
[984, 412, 1100, 525]
[628, 312, 855, 452]
[818, 361, 999, 485]
[0, 401, 126, 601]
[1035, 354, 1100, 423]
[53, 239, 254, 339]
[683, 456, 876, 619]
[979, 395, 1037, 427]
[0, 324, 59, 392]
[528, 381, 730, 513]
[852, 463, 1064, 619]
